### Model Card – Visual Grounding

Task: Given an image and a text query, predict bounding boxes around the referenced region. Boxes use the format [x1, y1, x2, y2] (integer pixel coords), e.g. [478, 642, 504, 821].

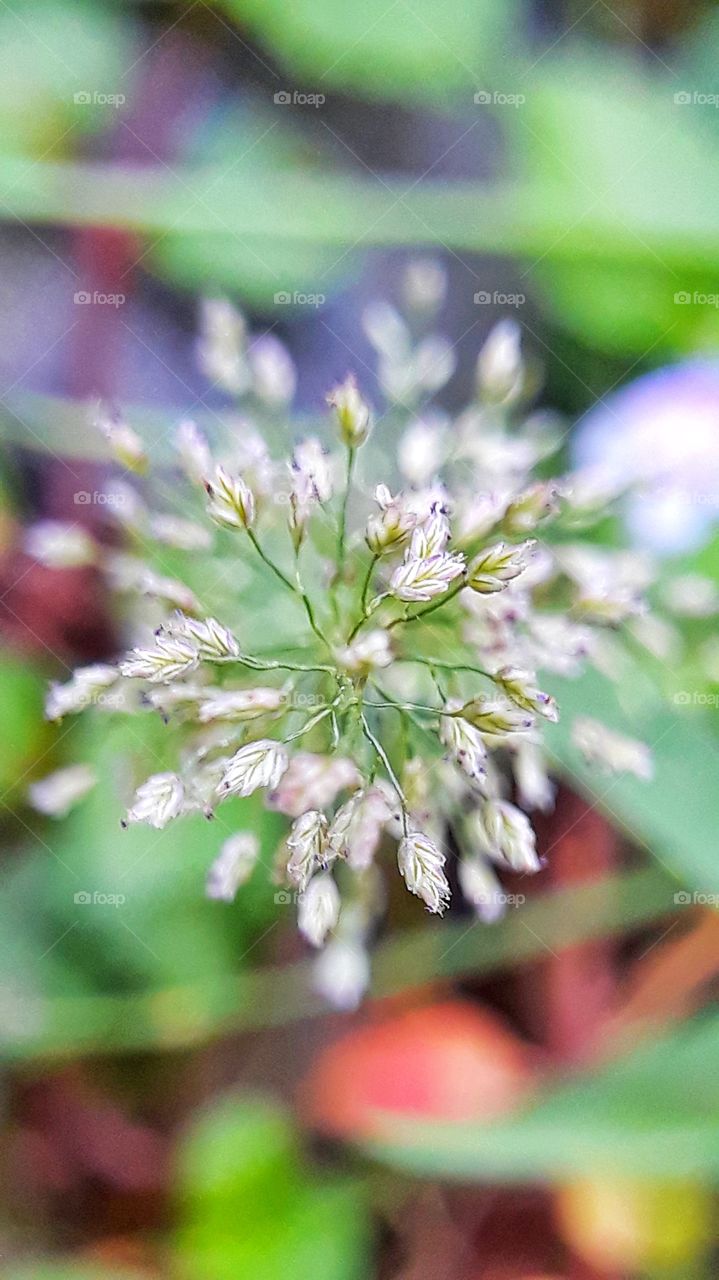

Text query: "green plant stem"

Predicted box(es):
[247, 528, 329, 651]
[246, 528, 296, 593]
[234, 654, 335, 675]
[364, 698, 451, 716]
[395, 656, 494, 679]
[336, 445, 356, 584]
[360, 551, 379, 616]
[387, 577, 466, 629]
[359, 709, 408, 833]
[283, 705, 333, 744]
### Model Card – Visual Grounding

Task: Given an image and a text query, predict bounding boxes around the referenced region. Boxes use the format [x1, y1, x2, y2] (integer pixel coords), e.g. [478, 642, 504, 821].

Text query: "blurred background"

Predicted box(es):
[1, 1, 719, 1277]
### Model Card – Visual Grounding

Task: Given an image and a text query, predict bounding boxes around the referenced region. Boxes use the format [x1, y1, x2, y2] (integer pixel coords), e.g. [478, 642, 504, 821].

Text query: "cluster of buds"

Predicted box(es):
[29, 271, 662, 1010]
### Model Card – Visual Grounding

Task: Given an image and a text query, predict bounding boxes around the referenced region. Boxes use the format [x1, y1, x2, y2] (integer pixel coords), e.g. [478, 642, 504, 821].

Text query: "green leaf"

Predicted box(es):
[545, 665, 719, 894]
[367, 1013, 719, 1181]
[0, 655, 48, 798]
[0, 864, 675, 1061]
[175, 1095, 369, 1280]
[221, 0, 520, 105]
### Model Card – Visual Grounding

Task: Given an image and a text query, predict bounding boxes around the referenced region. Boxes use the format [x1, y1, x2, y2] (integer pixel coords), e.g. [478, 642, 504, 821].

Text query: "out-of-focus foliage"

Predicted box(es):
[176, 1094, 369, 1280]
[369, 1012, 719, 1180]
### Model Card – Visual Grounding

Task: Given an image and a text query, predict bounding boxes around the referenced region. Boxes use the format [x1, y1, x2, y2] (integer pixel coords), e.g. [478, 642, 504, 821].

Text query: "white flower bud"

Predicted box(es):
[335, 629, 393, 676]
[504, 482, 560, 534]
[266, 753, 360, 818]
[205, 464, 255, 530]
[126, 772, 184, 829]
[365, 485, 417, 554]
[480, 798, 540, 873]
[27, 764, 96, 819]
[249, 333, 297, 406]
[574, 589, 645, 627]
[206, 832, 259, 901]
[46, 664, 118, 721]
[290, 437, 333, 506]
[476, 319, 524, 405]
[408, 502, 451, 559]
[150, 515, 212, 552]
[121, 635, 200, 683]
[163, 612, 239, 660]
[94, 405, 148, 473]
[397, 830, 450, 914]
[174, 418, 212, 485]
[390, 550, 465, 602]
[467, 540, 535, 594]
[459, 695, 534, 740]
[197, 298, 248, 395]
[313, 936, 370, 1010]
[218, 739, 289, 798]
[326, 374, 372, 447]
[458, 855, 507, 923]
[513, 742, 555, 814]
[287, 809, 329, 890]
[298, 872, 341, 948]
[402, 258, 447, 315]
[198, 687, 285, 723]
[572, 717, 652, 780]
[25, 521, 96, 569]
[496, 667, 558, 723]
[440, 701, 488, 782]
[398, 413, 447, 486]
[326, 786, 391, 871]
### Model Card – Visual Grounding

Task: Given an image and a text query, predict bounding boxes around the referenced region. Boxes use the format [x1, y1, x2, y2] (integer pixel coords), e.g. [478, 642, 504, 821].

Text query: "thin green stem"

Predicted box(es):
[233, 654, 335, 675]
[246, 528, 297, 593]
[360, 551, 379, 616]
[336, 445, 356, 584]
[282, 705, 333, 744]
[395, 656, 495, 679]
[364, 698, 452, 716]
[246, 528, 330, 652]
[359, 710, 408, 834]
[389, 576, 466, 628]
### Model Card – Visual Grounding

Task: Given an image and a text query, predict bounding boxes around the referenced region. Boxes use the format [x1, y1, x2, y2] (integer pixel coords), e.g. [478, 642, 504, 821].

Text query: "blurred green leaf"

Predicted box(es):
[368, 1013, 719, 1181]
[546, 665, 719, 894]
[0, 864, 675, 1061]
[0, 655, 48, 798]
[222, 0, 520, 105]
[175, 1094, 369, 1280]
